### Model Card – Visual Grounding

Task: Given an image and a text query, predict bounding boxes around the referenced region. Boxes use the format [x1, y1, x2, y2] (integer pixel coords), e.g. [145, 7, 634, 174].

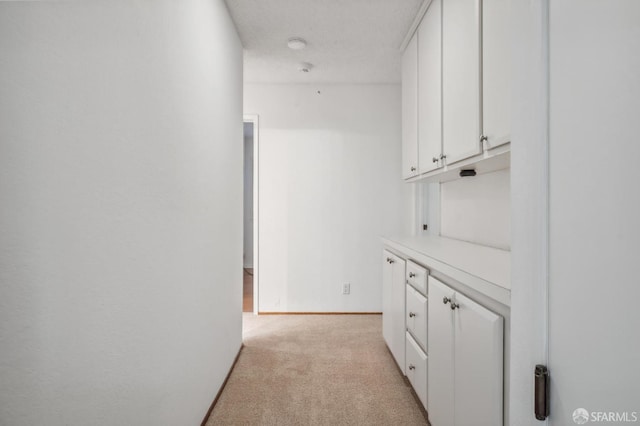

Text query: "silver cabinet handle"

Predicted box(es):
[443, 297, 451, 305]
[409, 272, 416, 278]
[409, 312, 416, 318]
[408, 364, 415, 370]
[450, 302, 460, 310]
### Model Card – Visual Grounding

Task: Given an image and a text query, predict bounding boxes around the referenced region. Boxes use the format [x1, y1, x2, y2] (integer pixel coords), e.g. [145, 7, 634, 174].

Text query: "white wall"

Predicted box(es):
[244, 84, 412, 312]
[510, 1, 640, 425]
[440, 169, 510, 250]
[547, 0, 640, 422]
[0, 1, 243, 425]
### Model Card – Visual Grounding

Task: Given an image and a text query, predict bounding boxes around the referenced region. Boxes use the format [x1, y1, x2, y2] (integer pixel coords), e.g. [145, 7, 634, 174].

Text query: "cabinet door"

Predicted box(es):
[482, 0, 510, 149]
[390, 255, 407, 372]
[406, 284, 428, 351]
[453, 291, 503, 426]
[442, 0, 482, 165]
[406, 331, 428, 409]
[402, 34, 419, 179]
[383, 251, 406, 373]
[406, 260, 428, 296]
[418, 0, 443, 174]
[382, 250, 394, 350]
[427, 277, 455, 426]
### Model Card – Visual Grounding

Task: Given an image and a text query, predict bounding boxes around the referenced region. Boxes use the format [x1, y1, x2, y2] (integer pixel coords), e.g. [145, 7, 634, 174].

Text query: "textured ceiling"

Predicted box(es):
[225, 0, 423, 84]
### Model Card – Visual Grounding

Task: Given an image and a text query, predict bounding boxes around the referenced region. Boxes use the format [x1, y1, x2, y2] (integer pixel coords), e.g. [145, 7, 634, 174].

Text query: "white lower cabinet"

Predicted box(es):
[428, 276, 504, 426]
[406, 259, 428, 295]
[382, 250, 407, 372]
[406, 284, 428, 351]
[406, 331, 428, 409]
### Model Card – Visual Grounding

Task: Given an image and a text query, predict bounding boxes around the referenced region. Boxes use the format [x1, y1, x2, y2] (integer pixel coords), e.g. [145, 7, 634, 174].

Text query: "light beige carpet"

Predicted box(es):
[206, 314, 430, 425]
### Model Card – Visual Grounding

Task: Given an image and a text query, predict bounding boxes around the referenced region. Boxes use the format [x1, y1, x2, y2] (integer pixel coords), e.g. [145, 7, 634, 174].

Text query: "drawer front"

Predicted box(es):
[406, 284, 428, 352]
[406, 331, 428, 409]
[406, 260, 428, 295]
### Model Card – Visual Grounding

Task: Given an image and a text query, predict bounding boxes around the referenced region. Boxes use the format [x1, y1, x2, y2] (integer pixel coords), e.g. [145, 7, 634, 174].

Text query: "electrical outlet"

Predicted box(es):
[342, 283, 350, 295]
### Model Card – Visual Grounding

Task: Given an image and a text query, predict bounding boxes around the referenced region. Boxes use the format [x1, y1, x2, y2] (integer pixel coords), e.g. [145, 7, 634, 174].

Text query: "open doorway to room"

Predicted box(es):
[243, 115, 259, 314]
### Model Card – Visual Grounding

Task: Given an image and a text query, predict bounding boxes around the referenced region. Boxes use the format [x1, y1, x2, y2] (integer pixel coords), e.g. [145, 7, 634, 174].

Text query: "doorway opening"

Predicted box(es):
[243, 115, 259, 314]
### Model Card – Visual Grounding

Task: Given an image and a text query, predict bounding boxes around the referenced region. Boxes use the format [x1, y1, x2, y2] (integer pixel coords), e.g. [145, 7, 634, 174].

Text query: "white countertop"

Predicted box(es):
[382, 235, 511, 306]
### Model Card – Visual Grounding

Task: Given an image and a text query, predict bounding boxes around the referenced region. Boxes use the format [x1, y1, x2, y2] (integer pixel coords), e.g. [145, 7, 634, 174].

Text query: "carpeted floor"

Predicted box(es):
[206, 314, 430, 425]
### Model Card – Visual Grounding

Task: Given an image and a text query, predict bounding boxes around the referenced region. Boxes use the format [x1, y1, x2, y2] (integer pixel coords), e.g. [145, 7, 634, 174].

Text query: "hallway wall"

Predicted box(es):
[0, 1, 243, 424]
[244, 84, 412, 312]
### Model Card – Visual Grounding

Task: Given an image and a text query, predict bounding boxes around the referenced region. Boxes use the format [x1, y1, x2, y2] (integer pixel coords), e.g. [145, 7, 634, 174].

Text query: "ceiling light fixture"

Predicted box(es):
[298, 62, 313, 73]
[287, 38, 307, 50]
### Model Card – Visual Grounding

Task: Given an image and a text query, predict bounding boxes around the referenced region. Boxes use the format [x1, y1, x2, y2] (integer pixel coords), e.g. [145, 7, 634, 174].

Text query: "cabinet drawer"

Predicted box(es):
[406, 260, 428, 295]
[406, 331, 428, 410]
[406, 284, 428, 352]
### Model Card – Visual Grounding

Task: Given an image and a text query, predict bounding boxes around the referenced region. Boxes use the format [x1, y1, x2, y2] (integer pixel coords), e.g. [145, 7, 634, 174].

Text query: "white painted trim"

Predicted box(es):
[541, 0, 550, 371]
[399, 0, 433, 52]
[243, 114, 260, 315]
[508, 0, 549, 423]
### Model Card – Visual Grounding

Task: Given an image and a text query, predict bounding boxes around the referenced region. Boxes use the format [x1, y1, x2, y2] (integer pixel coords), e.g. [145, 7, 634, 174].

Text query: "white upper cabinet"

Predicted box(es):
[442, 0, 482, 165]
[402, 35, 419, 179]
[482, 0, 511, 149]
[418, 0, 443, 174]
[400, 0, 511, 182]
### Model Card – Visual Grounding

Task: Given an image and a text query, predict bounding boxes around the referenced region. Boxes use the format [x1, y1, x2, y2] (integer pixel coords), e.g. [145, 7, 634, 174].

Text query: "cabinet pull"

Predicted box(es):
[408, 364, 415, 371]
[409, 272, 416, 278]
[409, 312, 416, 318]
[450, 302, 460, 310]
[443, 297, 451, 305]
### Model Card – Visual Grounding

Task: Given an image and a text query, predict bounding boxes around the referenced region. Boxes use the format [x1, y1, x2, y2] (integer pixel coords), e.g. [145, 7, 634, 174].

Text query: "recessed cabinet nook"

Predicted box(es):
[384, 0, 511, 424]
